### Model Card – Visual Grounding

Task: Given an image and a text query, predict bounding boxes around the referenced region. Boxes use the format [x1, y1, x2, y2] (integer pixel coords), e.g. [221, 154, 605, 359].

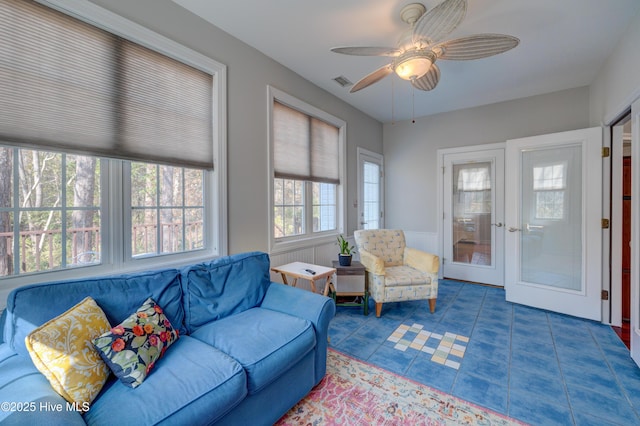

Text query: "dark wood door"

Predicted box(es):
[623, 156, 631, 321]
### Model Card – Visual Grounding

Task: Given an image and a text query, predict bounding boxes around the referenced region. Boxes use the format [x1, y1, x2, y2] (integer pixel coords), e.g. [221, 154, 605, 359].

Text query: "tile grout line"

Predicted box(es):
[587, 324, 640, 422]
[506, 299, 514, 418]
[547, 312, 577, 426]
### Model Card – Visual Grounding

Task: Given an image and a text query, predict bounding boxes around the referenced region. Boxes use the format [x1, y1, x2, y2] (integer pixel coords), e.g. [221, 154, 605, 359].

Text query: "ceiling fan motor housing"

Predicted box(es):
[394, 49, 436, 80]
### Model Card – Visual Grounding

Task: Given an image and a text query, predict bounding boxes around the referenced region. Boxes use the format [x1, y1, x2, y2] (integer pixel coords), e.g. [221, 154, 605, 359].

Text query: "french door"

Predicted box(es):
[357, 148, 383, 230]
[442, 147, 505, 286]
[505, 128, 602, 320]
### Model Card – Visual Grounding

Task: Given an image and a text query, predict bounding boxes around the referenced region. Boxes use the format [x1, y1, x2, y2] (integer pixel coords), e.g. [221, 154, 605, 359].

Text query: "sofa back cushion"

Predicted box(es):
[354, 229, 406, 267]
[181, 251, 271, 333]
[2, 268, 184, 357]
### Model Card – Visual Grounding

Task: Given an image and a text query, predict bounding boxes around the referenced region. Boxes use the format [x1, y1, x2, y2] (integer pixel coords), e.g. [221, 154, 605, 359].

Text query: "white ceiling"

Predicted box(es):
[172, 0, 640, 123]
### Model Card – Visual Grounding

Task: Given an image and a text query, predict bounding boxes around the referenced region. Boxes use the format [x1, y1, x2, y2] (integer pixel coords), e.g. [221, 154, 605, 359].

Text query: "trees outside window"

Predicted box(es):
[130, 163, 204, 257]
[0, 146, 206, 278]
[0, 147, 100, 276]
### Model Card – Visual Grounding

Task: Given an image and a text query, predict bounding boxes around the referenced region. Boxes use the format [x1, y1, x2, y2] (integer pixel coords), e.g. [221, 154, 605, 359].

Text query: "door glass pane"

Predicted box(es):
[452, 162, 492, 266]
[521, 145, 582, 290]
[363, 161, 380, 230]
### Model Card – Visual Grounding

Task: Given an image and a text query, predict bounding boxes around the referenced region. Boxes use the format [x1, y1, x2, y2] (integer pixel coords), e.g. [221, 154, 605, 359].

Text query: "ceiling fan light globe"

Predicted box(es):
[394, 55, 433, 80]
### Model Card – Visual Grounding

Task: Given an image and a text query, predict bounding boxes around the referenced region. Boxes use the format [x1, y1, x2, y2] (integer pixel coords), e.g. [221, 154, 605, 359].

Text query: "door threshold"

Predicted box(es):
[442, 277, 504, 289]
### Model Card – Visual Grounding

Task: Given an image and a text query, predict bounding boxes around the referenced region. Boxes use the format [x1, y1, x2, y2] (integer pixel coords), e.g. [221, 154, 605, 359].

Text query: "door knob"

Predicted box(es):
[508, 227, 521, 232]
[491, 222, 503, 227]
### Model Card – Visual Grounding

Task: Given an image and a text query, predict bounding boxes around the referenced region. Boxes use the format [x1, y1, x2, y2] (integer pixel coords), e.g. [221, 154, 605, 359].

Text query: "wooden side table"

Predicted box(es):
[331, 260, 368, 315]
[271, 262, 336, 296]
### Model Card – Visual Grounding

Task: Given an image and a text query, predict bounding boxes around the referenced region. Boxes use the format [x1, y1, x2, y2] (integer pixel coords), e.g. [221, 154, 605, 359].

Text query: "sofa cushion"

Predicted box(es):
[191, 307, 316, 394]
[3, 268, 185, 357]
[0, 344, 86, 425]
[93, 298, 179, 388]
[25, 297, 111, 408]
[84, 335, 247, 426]
[181, 251, 271, 332]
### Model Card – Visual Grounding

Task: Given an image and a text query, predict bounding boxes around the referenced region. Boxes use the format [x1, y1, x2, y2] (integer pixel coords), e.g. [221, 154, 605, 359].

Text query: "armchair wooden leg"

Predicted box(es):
[428, 298, 436, 313]
[375, 302, 383, 318]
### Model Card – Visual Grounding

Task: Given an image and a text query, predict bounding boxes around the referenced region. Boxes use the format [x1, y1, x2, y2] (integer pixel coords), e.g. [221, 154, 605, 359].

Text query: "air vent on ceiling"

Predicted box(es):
[333, 75, 352, 88]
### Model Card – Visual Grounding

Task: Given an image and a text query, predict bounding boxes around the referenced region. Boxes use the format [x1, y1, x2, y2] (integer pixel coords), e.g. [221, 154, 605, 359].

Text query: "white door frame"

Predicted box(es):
[630, 97, 640, 364]
[357, 147, 384, 230]
[504, 127, 603, 321]
[437, 143, 505, 281]
[610, 119, 630, 327]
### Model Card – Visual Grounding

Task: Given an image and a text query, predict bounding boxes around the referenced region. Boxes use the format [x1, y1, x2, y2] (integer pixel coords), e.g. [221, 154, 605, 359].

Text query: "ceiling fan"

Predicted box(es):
[331, 0, 519, 93]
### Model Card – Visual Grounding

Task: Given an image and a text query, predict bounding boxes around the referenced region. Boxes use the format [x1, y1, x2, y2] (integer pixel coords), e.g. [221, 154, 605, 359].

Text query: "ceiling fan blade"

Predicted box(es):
[331, 46, 401, 57]
[350, 64, 393, 93]
[435, 34, 520, 60]
[411, 63, 441, 91]
[413, 0, 467, 45]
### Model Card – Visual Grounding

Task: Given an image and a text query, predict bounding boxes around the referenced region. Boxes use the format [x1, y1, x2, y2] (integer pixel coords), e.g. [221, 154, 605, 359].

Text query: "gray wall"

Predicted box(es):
[89, 0, 383, 254]
[382, 87, 591, 232]
[89, 0, 640, 247]
[590, 8, 640, 125]
[382, 6, 640, 235]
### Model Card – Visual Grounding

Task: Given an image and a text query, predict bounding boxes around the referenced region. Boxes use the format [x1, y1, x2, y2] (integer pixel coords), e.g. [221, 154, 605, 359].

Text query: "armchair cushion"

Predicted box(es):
[404, 248, 439, 274]
[384, 266, 434, 287]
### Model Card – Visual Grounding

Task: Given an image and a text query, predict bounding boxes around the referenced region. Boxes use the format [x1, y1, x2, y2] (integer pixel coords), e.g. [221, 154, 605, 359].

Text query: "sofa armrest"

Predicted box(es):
[260, 282, 335, 384]
[0, 309, 6, 343]
[404, 248, 439, 274]
[359, 249, 385, 275]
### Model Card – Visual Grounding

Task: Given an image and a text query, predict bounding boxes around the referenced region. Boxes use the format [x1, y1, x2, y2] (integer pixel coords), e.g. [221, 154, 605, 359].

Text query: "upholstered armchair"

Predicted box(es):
[354, 229, 439, 317]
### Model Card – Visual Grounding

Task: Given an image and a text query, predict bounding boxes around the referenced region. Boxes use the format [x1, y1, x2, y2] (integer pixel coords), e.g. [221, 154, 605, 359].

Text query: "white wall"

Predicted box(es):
[89, 0, 383, 255]
[383, 87, 591, 233]
[589, 8, 640, 125]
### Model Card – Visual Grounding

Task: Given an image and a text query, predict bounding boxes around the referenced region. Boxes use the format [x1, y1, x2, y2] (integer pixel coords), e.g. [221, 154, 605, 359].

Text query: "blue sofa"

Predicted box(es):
[0, 251, 335, 425]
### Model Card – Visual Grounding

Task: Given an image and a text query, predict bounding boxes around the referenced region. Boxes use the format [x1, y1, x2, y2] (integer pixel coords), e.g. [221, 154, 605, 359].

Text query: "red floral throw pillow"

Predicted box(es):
[93, 298, 179, 388]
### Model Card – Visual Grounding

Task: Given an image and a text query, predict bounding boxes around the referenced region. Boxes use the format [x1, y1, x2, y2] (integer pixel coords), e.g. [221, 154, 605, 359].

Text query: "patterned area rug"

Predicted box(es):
[277, 349, 526, 425]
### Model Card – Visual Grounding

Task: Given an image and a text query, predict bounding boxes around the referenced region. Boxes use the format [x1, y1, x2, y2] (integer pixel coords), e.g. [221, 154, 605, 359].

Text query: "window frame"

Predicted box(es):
[268, 87, 346, 253]
[0, 0, 227, 300]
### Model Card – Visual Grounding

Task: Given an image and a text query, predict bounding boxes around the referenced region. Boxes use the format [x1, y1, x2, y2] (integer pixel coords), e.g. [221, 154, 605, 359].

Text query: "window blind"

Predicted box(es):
[273, 101, 340, 184]
[0, 0, 214, 169]
[457, 166, 491, 191]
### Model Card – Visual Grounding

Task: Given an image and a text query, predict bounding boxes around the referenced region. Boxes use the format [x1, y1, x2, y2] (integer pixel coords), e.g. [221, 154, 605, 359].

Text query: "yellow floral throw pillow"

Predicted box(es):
[25, 296, 112, 409]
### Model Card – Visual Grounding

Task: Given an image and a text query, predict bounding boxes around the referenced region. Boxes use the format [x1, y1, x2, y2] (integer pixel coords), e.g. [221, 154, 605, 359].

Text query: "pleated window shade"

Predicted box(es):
[273, 101, 340, 184]
[0, 0, 214, 169]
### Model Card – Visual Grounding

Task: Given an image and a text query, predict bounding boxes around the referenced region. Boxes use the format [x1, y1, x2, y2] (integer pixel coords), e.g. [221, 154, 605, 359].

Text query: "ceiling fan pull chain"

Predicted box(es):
[412, 85, 416, 124]
[391, 77, 395, 125]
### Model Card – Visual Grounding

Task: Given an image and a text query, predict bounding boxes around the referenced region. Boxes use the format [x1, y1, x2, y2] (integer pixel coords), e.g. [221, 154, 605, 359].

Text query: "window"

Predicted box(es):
[313, 182, 337, 232]
[533, 163, 566, 220]
[0, 147, 101, 276]
[273, 178, 305, 238]
[0, 1, 226, 281]
[129, 163, 205, 257]
[269, 88, 345, 249]
[455, 164, 492, 214]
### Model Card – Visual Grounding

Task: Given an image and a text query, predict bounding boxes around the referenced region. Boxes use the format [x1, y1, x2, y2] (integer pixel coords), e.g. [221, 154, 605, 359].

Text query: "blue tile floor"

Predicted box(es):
[328, 279, 640, 425]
